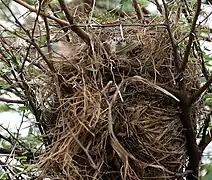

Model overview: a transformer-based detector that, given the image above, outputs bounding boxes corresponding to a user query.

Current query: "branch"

[158,83,183,101]
[48,4,71,42]
[199,129,212,154]
[0,125,32,154]
[0,160,12,180]
[0,24,55,72]
[0,97,26,104]
[189,74,212,104]
[198,113,212,154]
[181,0,211,83]
[131,0,144,20]
[43,16,52,58]
[180,0,202,71]
[162,0,181,72]
[180,97,201,180]
[58,0,90,44]
[13,0,69,26]
[153,0,163,14]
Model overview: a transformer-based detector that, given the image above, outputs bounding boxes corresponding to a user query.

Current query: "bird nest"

[35,17,201,179]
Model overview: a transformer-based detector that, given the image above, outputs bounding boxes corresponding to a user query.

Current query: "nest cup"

[37,17,200,179]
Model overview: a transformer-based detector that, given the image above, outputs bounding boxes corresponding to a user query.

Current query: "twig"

[131,0,143,20]
[88,0,96,23]
[48,4,70,42]
[0,97,26,104]
[0,24,55,72]
[153,0,163,14]
[199,129,212,153]
[181,0,202,71]
[198,113,212,154]
[0,160,12,180]
[43,16,52,58]
[162,0,181,71]
[0,125,32,153]
[189,73,212,105]
[58,0,90,44]
[13,0,69,26]
[181,0,211,82]
[72,23,166,28]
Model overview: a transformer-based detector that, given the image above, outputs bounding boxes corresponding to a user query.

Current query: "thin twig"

[0,24,55,72]
[131,0,143,20]
[181,0,202,71]
[13,0,69,26]
[162,0,181,72]
[198,113,212,154]
[189,74,212,104]
[0,97,26,104]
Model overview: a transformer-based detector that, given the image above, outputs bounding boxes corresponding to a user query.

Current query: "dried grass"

[35,16,201,179]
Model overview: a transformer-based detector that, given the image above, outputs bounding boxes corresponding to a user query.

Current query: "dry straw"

[34,16,201,179]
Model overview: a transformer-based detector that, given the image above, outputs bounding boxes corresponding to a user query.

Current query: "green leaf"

[203,164,212,180]
[2,141,11,150]
[204,93,212,99]
[0,104,12,112]
[0,173,8,180]
[16,156,27,161]
[40,36,47,44]
[18,106,30,112]
[200,29,210,34]
[205,98,212,106]
[0,81,8,87]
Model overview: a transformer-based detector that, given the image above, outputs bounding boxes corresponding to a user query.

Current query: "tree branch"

[158,83,183,101]
[58,0,90,44]
[13,0,69,26]
[0,97,26,104]
[189,74,212,104]
[199,129,212,154]
[153,0,163,14]
[180,96,201,180]
[198,113,212,154]
[131,0,144,20]
[180,0,202,71]
[162,0,181,72]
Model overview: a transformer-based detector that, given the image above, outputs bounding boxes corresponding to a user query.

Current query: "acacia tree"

[0,0,211,179]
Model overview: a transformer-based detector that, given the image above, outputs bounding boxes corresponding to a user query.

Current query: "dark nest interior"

[33,16,201,179]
